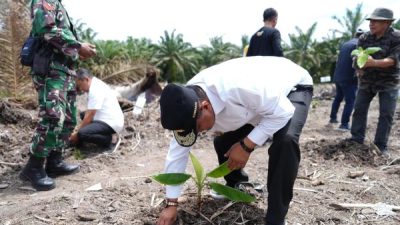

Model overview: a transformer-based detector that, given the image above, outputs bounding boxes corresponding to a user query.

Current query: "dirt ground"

[1,84,400,225]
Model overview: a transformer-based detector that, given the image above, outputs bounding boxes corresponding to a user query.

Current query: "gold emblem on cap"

[173,130,196,147]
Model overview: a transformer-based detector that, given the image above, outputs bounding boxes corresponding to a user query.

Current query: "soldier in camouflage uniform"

[20,0,96,191]
[349,8,400,155]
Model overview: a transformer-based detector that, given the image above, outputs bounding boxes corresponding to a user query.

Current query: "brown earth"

[1,84,400,225]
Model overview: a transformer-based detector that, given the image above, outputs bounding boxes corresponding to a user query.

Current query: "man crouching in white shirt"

[156,56,313,225]
[69,68,124,153]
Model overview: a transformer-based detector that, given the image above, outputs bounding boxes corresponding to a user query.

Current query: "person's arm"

[246,35,255,57]
[78,110,96,130]
[244,90,294,146]
[271,30,284,57]
[69,110,96,143]
[157,139,191,225]
[225,90,294,170]
[364,57,395,68]
[363,37,400,69]
[31,1,95,61]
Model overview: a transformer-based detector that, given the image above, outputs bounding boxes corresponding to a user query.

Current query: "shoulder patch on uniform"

[43,0,56,10]
[256,31,264,36]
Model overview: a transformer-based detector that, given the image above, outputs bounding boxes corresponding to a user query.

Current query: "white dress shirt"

[88,77,124,133]
[164,56,313,198]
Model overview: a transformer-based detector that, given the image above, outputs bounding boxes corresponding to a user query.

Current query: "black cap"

[355,29,364,38]
[160,83,199,147]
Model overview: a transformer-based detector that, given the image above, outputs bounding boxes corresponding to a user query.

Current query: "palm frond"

[0,0,33,100]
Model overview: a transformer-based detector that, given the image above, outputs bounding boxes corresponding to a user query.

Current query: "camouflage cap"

[366,8,395,21]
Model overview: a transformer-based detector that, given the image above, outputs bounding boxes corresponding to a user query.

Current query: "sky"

[65,0,398,47]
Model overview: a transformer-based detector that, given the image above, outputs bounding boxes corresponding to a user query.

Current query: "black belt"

[292,84,313,92]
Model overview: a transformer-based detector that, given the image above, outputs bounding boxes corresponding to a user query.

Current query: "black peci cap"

[160,83,199,147]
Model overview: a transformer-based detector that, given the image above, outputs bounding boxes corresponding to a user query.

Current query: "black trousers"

[77,120,115,147]
[213,88,313,225]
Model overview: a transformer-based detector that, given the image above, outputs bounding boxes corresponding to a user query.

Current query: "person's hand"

[69,132,79,144]
[363,56,376,68]
[156,206,177,225]
[224,142,250,170]
[78,42,96,60]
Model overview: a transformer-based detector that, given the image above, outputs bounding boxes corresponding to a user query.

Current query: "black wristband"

[239,139,254,153]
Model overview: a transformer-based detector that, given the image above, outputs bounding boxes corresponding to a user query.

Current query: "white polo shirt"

[164,56,313,198]
[88,77,124,133]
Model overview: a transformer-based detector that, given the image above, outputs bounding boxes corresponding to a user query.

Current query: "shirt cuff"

[247,127,270,146]
[166,185,183,198]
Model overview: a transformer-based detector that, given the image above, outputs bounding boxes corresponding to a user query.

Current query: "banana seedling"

[351,47,382,68]
[152,152,256,209]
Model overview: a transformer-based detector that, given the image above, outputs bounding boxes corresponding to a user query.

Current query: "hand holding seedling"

[153,152,256,225]
[351,47,381,69]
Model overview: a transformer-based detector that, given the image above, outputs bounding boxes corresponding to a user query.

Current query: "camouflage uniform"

[351,27,400,151]
[30,0,81,157]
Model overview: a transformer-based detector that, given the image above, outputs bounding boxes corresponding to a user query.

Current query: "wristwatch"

[165,199,178,208]
[239,139,254,153]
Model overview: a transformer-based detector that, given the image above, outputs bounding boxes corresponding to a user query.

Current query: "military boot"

[19,156,55,191]
[46,151,80,177]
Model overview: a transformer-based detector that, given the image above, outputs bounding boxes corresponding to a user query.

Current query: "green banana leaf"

[152,173,191,185]
[357,52,369,68]
[207,162,231,178]
[190,152,206,186]
[365,47,381,55]
[209,182,256,203]
[351,47,382,68]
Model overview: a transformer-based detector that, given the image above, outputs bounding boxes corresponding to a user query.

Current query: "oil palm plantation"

[285,23,320,78]
[152,30,200,83]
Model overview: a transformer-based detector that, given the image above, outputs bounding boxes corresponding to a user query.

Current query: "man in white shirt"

[69,69,124,152]
[157,56,313,225]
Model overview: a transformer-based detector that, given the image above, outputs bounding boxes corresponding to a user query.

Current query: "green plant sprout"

[152,152,256,209]
[351,47,382,68]
[73,148,84,160]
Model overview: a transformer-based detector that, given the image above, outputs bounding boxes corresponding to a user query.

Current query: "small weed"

[73,148,84,160]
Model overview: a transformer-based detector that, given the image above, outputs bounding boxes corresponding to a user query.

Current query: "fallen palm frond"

[0,0,33,100]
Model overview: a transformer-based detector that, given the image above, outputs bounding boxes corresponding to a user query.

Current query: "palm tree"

[152,30,200,82]
[125,36,155,63]
[86,40,128,79]
[205,36,241,65]
[393,19,400,30]
[285,23,319,70]
[74,19,97,43]
[332,3,366,40]
[312,38,341,80]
